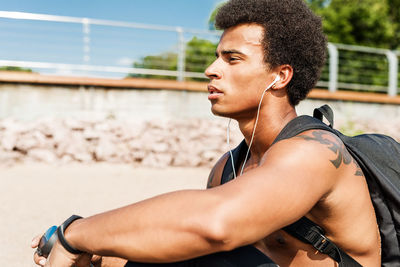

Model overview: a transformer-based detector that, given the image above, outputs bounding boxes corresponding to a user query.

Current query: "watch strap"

[57,215,83,254]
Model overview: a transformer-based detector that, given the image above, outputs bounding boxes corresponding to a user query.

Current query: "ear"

[271,64,293,90]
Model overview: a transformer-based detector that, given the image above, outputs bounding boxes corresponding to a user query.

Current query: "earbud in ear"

[264,75,281,92]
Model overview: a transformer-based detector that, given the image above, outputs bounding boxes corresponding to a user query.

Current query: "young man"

[32,0,381,266]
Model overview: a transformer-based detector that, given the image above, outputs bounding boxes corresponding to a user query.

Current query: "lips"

[208,85,223,100]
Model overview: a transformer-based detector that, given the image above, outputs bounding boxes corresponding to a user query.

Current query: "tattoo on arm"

[296,131,363,176]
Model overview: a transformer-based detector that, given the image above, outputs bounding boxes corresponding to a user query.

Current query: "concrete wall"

[2,83,400,167]
[2,83,400,123]
[0,83,214,121]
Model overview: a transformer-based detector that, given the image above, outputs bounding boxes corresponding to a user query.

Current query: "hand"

[32,234,91,267]
[32,234,47,266]
[90,256,128,267]
[45,240,92,267]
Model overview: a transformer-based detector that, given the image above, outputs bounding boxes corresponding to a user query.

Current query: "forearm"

[65,189,227,263]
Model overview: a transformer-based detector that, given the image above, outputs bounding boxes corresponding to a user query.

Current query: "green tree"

[309,0,400,92]
[206,0,399,91]
[208,2,226,30]
[0,66,33,72]
[315,0,397,49]
[129,52,178,80]
[128,37,217,81]
[185,37,217,73]
[386,0,400,50]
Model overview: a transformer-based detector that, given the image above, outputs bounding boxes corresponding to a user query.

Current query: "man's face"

[205,23,274,118]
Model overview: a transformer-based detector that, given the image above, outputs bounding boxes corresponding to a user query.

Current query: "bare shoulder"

[252,129,363,207]
[264,129,362,177]
[206,151,230,189]
[264,129,380,264]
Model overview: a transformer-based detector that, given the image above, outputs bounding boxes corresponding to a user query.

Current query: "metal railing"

[0,11,399,95]
[0,11,220,81]
[322,43,399,96]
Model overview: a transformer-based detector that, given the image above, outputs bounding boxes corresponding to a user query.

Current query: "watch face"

[43,225,57,242]
[38,225,58,256]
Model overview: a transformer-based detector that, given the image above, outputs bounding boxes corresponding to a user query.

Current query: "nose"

[204,59,221,80]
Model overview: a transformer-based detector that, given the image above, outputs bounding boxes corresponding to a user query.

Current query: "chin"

[210,105,234,119]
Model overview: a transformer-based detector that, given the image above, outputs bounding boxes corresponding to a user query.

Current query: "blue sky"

[0,0,225,77]
[0,0,224,29]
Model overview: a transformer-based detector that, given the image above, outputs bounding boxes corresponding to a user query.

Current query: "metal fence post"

[327,43,338,92]
[385,50,398,97]
[176,27,186,81]
[82,18,90,64]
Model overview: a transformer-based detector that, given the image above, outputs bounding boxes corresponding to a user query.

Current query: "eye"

[228,57,239,62]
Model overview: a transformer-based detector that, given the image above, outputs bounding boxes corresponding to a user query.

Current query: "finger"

[31,234,42,248]
[75,253,93,267]
[33,252,46,266]
[91,255,102,263]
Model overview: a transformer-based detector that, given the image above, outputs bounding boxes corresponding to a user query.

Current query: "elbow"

[200,209,241,251]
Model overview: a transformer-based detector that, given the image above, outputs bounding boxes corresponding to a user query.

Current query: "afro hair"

[215,0,327,106]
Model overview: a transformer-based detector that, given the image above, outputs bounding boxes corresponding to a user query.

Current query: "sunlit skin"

[32,23,380,267]
[205,24,297,159]
[205,24,381,266]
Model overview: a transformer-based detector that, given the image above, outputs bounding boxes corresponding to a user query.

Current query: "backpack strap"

[272,115,333,145]
[284,218,362,267]
[221,139,248,185]
[313,104,334,128]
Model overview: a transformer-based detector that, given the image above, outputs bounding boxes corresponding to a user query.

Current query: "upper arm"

[208,130,346,246]
[206,152,230,189]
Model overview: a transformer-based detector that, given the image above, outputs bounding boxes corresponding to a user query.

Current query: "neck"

[237,102,297,163]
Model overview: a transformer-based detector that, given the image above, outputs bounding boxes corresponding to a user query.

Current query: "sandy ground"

[0,163,209,267]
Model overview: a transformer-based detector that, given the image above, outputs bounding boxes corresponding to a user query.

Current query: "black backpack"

[222,105,400,266]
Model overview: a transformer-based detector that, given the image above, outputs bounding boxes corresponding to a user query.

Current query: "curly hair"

[215,0,326,106]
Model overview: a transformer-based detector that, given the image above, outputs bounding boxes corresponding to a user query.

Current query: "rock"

[142,152,172,168]
[130,150,146,162]
[202,150,219,163]
[63,119,86,131]
[60,154,74,164]
[94,138,117,161]
[0,150,22,165]
[73,152,93,163]
[15,135,38,152]
[28,149,57,163]
[1,133,17,151]
[83,129,100,140]
[150,142,169,153]
[172,151,202,167]
[0,118,26,133]
[127,139,143,151]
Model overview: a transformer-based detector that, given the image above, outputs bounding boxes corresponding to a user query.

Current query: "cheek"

[230,73,268,98]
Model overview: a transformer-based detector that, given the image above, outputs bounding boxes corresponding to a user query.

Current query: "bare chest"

[253,230,338,267]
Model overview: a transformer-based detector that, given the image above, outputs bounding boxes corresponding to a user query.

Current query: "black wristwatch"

[56,215,83,254]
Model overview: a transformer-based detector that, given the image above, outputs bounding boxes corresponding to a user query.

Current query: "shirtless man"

[32,0,381,266]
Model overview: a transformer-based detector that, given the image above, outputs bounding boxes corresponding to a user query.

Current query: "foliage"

[128,37,217,81]
[0,66,33,72]
[185,37,217,73]
[208,2,226,30]
[339,120,366,136]
[128,52,178,80]
[310,0,398,49]
[130,0,400,90]
[306,0,400,92]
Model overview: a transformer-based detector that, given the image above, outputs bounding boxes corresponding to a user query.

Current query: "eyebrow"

[215,49,246,57]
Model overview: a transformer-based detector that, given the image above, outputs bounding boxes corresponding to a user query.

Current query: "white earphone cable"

[226,76,279,179]
[239,88,267,176]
